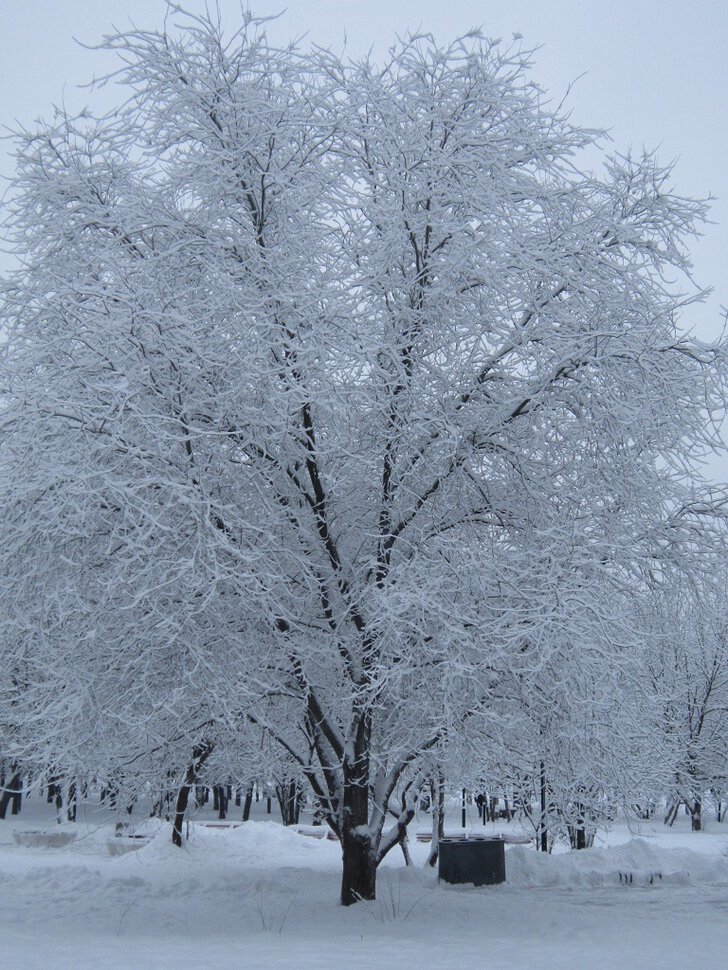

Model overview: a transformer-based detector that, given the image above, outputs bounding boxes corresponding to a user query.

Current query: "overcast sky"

[1,0,725,341]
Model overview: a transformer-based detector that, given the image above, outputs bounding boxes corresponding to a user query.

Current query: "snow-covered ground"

[2,797,728,969]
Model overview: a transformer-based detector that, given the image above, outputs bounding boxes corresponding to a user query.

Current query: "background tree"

[643,584,728,830]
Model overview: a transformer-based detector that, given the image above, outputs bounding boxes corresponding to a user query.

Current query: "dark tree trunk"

[242,788,253,822]
[539,761,548,853]
[67,782,77,822]
[11,774,23,816]
[341,824,376,905]
[0,771,22,820]
[172,783,192,848]
[664,799,680,827]
[215,785,228,820]
[340,718,376,905]
[276,780,302,826]
[690,798,702,831]
[427,772,446,867]
[568,798,596,849]
[172,742,213,847]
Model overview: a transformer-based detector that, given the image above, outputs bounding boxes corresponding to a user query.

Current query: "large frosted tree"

[1,9,726,904]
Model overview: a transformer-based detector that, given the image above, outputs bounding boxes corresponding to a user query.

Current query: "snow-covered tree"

[643,585,728,829]
[1,9,726,903]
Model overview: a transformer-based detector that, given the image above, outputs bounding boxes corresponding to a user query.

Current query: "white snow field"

[2,799,728,969]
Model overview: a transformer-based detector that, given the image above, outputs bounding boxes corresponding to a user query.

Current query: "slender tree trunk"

[570,802,588,849]
[539,761,548,853]
[242,788,253,822]
[11,775,23,816]
[690,797,702,832]
[216,785,228,820]
[172,782,192,847]
[276,780,302,826]
[664,798,680,827]
[427,772,446,868]
[0,771,22,820]
[67,782,77,822]
[172,743,213,847]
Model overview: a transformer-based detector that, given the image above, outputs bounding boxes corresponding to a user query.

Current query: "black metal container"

[438,836,506,886]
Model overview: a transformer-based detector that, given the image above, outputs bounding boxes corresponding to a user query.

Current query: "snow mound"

[114,819,341,872]
[505,838,727,889]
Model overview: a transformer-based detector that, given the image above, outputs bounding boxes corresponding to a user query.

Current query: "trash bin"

[438,836,506,886]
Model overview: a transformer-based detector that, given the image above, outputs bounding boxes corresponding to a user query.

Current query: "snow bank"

[505,837,728,889]
[115,818,341,873]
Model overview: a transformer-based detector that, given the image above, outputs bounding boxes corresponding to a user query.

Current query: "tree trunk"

[664,798,680,827]
[539,761,548,853]
[570,802,588,849]
[341,825,376,905]
[276,780,302,826]
[0,771,22,820]
[172,742,213,847]
[690,797,702,831]
[214,785,228,820]
[340,733,375,905]
[242,788,253,822]
[427,772,446,867]
[172,783,191,847]
[67,782,77,822]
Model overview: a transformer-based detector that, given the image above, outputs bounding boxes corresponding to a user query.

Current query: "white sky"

[1,1,726,455]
